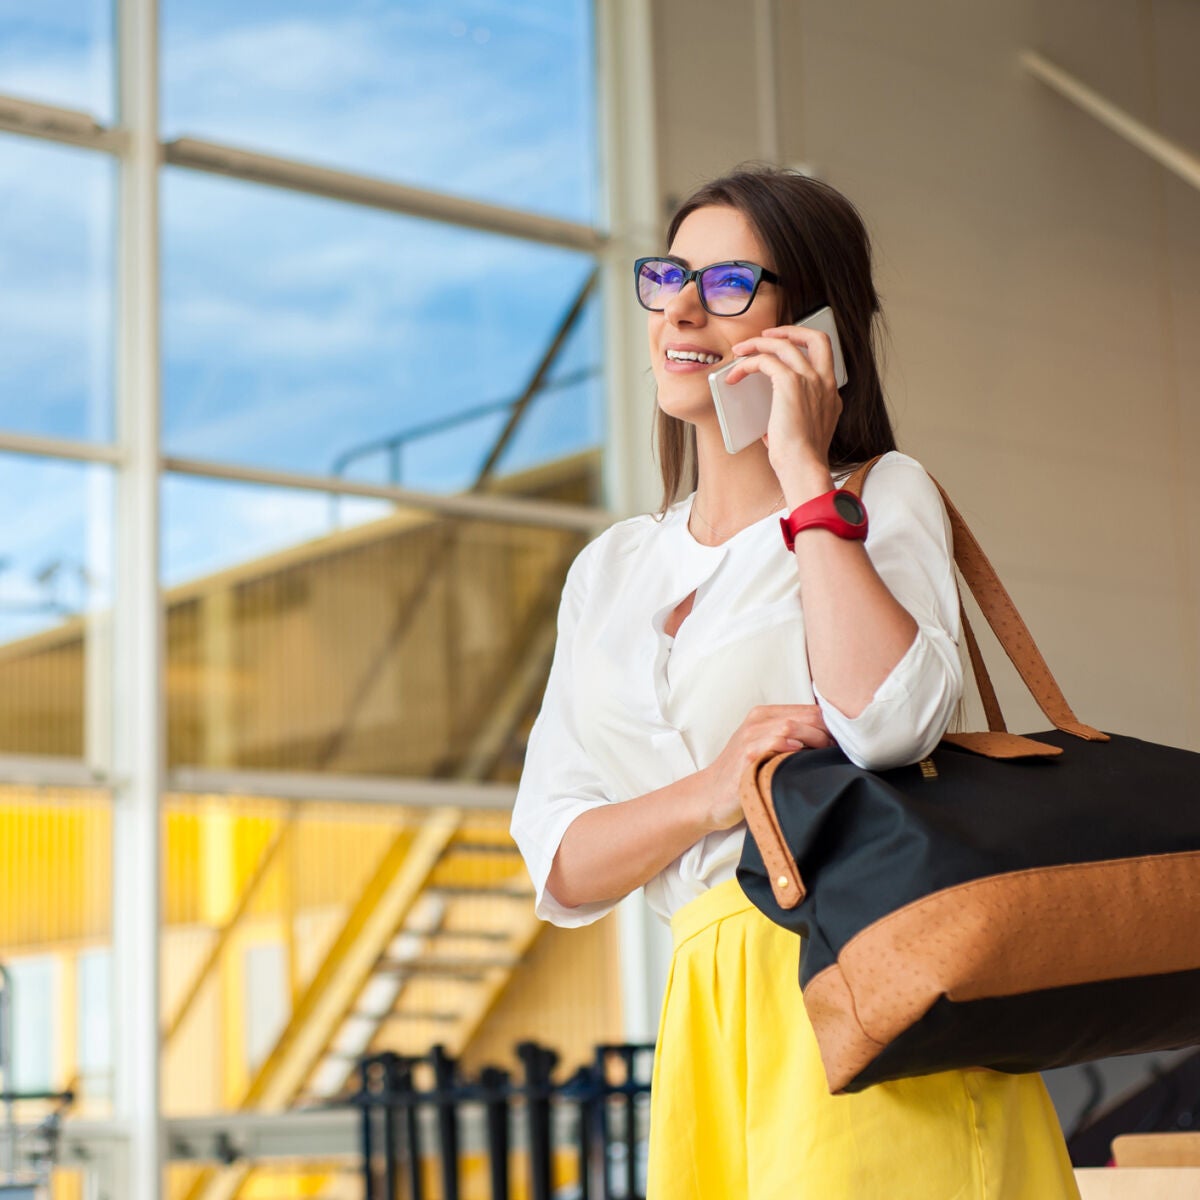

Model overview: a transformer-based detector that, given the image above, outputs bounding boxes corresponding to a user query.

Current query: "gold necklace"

[690,490,784,544]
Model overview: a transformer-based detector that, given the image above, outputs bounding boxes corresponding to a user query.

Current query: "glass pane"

[0,136,115,442]
[493,286,604,489]
[0,454,114,761]
[161,169,602,496]
[162,475,589,777]
[162,795,620,1119]
[0,1,114,122]
[0,785,112,1119]
[161,0,597,224]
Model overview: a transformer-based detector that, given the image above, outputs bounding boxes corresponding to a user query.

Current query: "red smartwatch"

[780,488,868,551]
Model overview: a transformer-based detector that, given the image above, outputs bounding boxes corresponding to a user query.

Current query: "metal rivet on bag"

[778,876,790,888]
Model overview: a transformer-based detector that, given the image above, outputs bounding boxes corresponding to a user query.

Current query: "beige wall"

[646,0,1198,748]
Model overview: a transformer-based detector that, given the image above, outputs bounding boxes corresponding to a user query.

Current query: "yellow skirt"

[646,879,1081,1199]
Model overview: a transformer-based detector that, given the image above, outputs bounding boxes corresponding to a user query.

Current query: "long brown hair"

[654,165,897,513]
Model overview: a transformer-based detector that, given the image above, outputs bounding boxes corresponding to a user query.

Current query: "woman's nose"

[663,279,706,326]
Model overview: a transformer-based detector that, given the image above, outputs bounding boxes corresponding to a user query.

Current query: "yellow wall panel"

[0,790,109,949]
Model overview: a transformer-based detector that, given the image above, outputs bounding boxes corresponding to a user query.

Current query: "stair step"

[407,928,512,942]
[383,1009,459,1023]
[448,841,522,856]
[376,956,520,976]
[426,885,534,899]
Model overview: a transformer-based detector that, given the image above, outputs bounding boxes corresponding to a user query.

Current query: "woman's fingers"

[723,351,800,390]
[759,325,837,386]
[729,335,816,380]
[748,725,832,760]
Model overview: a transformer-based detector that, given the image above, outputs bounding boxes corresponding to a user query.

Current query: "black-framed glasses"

[633,256,780,317]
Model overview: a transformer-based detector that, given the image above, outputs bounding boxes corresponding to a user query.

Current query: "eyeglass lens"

[637,260,759,315]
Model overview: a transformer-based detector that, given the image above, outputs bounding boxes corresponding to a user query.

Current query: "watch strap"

[780,488,868,551]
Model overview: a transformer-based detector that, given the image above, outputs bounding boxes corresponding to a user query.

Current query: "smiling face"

[648,204,781,425]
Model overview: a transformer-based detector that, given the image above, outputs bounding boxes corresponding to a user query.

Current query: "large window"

[0,454,114,760]
[0,136,115,442]
[0,3,610,1195]
[161,0,598,223]
[0,2,115,121]
[161,169,602,486]
[0,787,111,1114]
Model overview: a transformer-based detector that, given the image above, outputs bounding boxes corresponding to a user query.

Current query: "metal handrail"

[330,367,598,489]
[351,1040,656,1200]
[329,265,601,509]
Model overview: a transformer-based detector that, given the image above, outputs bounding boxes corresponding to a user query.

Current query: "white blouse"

[510,451,963,928]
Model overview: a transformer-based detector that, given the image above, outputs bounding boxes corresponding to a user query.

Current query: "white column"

[597,0,663,523]
[596,0,676,1040]
[112,0,164,1195]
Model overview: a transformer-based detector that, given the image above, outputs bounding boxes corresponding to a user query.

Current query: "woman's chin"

[655,378,715,424]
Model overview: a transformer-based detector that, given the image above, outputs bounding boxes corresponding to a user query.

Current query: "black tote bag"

[737,460,1200,1094]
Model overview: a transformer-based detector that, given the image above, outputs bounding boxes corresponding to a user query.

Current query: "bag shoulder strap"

[841,456,1107,744]
[932,482,1106,742]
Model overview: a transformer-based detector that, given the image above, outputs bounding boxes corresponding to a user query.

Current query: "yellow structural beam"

[163,820,292,1047]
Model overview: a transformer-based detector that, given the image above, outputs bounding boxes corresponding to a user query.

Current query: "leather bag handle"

[932,482,1107,742]
[842,457,1107,744]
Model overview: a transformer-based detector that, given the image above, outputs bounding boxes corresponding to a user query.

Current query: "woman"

[510,167,1079,1198]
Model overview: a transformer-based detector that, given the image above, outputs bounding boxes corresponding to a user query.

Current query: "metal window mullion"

[112,0,163,1196]
[166,765,515,811]
[0,754,110,790]
[0,431,123,465]
[0,91,127,154]
[163,454,611,532]
[164,136,604,253]
[596,0,662,525]
[595,0,676,1048]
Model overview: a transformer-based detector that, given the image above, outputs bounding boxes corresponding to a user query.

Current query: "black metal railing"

[351,1041,654,1200]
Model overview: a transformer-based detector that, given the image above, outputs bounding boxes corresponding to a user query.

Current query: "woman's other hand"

[726,325,842,472]
[702,704,834,830]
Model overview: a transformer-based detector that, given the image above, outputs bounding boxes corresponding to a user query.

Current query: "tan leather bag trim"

[804,850,1200,1092]
[958,604,1006,733]
[739,752,804,907]
[830,849,1200,1049]
[800,962,884,1093]
[942,731,1063,758]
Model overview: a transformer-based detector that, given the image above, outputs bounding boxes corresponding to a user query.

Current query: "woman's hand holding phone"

[700,704,833,830]
[726,323,843,474]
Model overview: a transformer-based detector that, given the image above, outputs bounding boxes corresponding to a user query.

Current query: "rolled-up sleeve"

[510,543,620,928]
[814,456,963,770]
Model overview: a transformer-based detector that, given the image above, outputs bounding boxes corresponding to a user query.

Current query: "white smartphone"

[708,305,849,455]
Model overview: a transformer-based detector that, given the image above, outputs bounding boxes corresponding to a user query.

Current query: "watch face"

[833,492,866,524]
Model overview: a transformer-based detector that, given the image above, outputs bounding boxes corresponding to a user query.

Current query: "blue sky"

[0,0,602,642]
